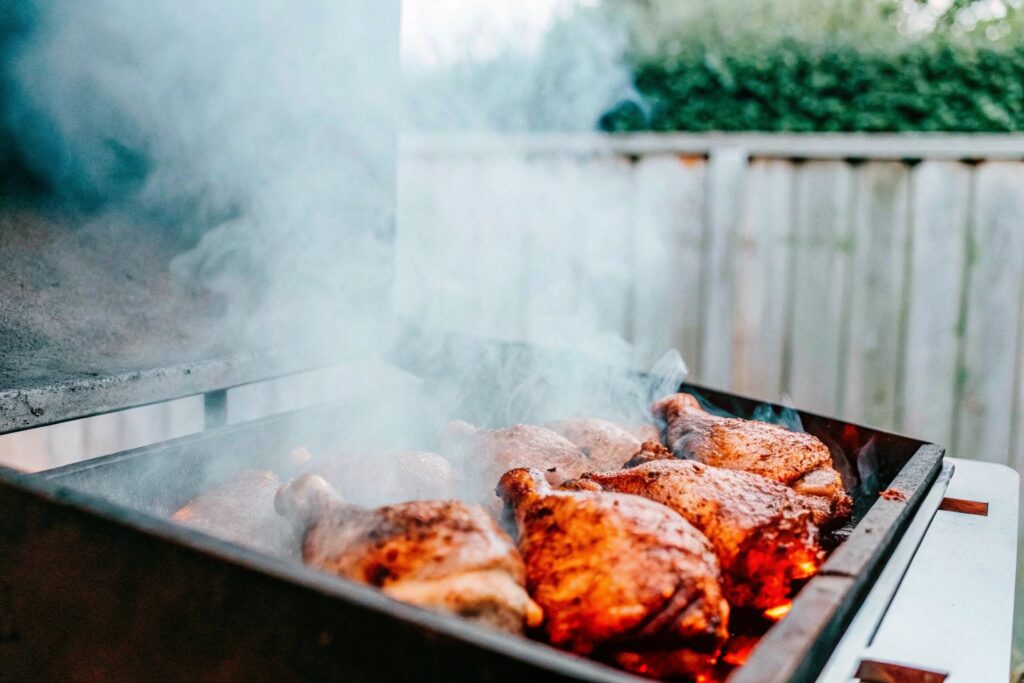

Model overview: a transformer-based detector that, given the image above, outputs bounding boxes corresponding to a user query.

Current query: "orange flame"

[763,601,792,621]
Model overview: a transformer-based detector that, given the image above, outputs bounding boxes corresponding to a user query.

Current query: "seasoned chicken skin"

[652,393,852,524]
[441,421,588,506]
[171,470,296,557]
[276,474,542,634]
[497,468,729,678]
[578,456,823,609]
[544,418,647,471]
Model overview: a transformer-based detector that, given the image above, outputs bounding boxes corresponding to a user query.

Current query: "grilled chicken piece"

[310,449,455,507]
[171,470,297,557]
[544,418,647,471]
[441,421,588,507]
[498,468,728,678]
[621,422,662,444]
[276,474,542,634]
[653,393,852,524]
[577,458,823,609]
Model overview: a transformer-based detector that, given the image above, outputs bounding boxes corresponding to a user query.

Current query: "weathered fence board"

[44,419,85,469]
[0,428,46,472]
[731,159,794,399]
[630,155,706,370]
[786,161,855,416]
[166,396,203,438]
[842,162,910,430]
[700,148,748,387]
[394,154,439,329]
[475,156,531,338]
[574,156,636,341]
[955,163,1024,464]
[1015,304,1024,473]
[901,162,972,447]
[392,139,1024,467]
[81,413,121,462]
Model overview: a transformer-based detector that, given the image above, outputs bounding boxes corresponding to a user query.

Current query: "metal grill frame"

[0,381,943,682]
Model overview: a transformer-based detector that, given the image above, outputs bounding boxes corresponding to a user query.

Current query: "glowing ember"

[763,601,792,621]
[794,560,819,579]
[721,635,760,666]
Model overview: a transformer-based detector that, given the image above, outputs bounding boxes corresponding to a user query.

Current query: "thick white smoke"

[1,0,682,458]
[6,0,399,354]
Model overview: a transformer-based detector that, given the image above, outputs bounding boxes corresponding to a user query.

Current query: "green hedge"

[599,41,1024,133]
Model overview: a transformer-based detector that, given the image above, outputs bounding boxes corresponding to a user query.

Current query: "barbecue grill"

[0,348,1016,682]
[0,1,1018,678]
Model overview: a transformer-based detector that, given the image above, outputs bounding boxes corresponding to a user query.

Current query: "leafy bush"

[599,0,1024,132]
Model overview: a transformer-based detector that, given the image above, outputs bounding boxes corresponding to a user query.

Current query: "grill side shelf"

[0,352,341,435]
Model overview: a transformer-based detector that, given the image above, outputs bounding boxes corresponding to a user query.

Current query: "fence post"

[700,146,748,387]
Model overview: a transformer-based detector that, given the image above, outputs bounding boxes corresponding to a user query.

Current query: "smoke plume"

[0,0,679,469]
[2,0,399,356]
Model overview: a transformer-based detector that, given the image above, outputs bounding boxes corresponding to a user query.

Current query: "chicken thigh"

[578,457,823,609]
[652,393,852,524]
[498,468,729,679]
[544,418,646,471]
[310,449,455,507]
[441,421,588,507]
[171,470,296,557]
[276,474,542,634]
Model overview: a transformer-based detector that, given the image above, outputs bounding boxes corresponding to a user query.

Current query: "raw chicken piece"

[441,421,588,506]
[652,393,852,524]
[276,474,542,634]
[171,470,297,557]
[497,468,728,678]
[578,457,823,609]
[544,418,646,471]
[310,449,455,507]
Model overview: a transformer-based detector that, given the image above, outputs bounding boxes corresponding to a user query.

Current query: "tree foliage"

[599,0,1024,132]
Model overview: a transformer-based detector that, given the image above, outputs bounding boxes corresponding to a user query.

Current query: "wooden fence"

[2,133,1022,473]
[396,133,1024,470]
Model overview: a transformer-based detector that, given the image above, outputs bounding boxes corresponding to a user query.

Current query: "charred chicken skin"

[276,474,542,634]
[544,417,648,471]
[577,456,824,609]
[497,468,729,679]
[652,393,852,524]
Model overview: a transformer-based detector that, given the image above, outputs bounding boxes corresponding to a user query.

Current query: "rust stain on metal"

[879,488,907,502]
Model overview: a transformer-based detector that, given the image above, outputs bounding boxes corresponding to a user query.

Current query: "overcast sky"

[401,0,578,66]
